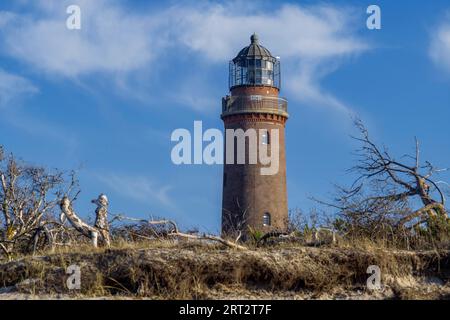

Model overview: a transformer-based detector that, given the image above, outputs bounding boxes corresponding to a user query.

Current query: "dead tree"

[0,146,70,259]
[222,200,250,242]
[318,119,449,237]
[60,194,111,247]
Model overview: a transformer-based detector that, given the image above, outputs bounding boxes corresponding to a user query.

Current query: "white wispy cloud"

[429,13,450,73]
[0,1,369,112]
[0,11,16,28]
[97,173,174,208]
[0,69,38,108]
[172,3,368,112]
[175,3,367,61]
[0,0,165,77]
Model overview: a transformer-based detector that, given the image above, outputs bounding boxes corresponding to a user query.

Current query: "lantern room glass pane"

[230,58,280,89]
[255,69,262,83]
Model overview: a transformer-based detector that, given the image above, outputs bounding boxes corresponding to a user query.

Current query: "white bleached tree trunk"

[60,194,111,247]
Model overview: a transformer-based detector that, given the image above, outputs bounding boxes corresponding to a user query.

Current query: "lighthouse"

[221,34,289,237]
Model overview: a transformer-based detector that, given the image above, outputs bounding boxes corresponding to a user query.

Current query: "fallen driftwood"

[257,228,338,246]
[60,195,111,247]
[111,215,247,250]
[168,232,247,250]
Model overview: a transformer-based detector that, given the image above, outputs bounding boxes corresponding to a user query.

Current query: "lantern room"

[229,33,281,90]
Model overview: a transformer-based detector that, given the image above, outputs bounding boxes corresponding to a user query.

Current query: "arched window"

[261,131,270,145]
[263,212,271,226]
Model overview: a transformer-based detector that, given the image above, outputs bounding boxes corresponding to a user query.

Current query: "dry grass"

[1,239,450,300]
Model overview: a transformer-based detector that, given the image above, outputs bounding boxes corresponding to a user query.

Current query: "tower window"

[261,131,270,145]
[263,213,271,226]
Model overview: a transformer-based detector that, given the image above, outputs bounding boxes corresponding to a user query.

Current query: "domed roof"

[232,33,275,62]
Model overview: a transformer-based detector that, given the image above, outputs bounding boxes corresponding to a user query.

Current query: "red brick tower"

[221,34,289,237]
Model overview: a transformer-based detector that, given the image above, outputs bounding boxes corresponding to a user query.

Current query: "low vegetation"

[1,241,450,299]
[0,120,449,299]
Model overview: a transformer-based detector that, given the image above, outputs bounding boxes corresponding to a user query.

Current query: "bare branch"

[319,119,449,238]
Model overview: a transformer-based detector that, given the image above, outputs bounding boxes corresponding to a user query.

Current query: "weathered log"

[60,195,111,247]
[111,214,246,250]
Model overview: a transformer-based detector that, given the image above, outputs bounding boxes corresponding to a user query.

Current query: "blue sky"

[1,0,449,233]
